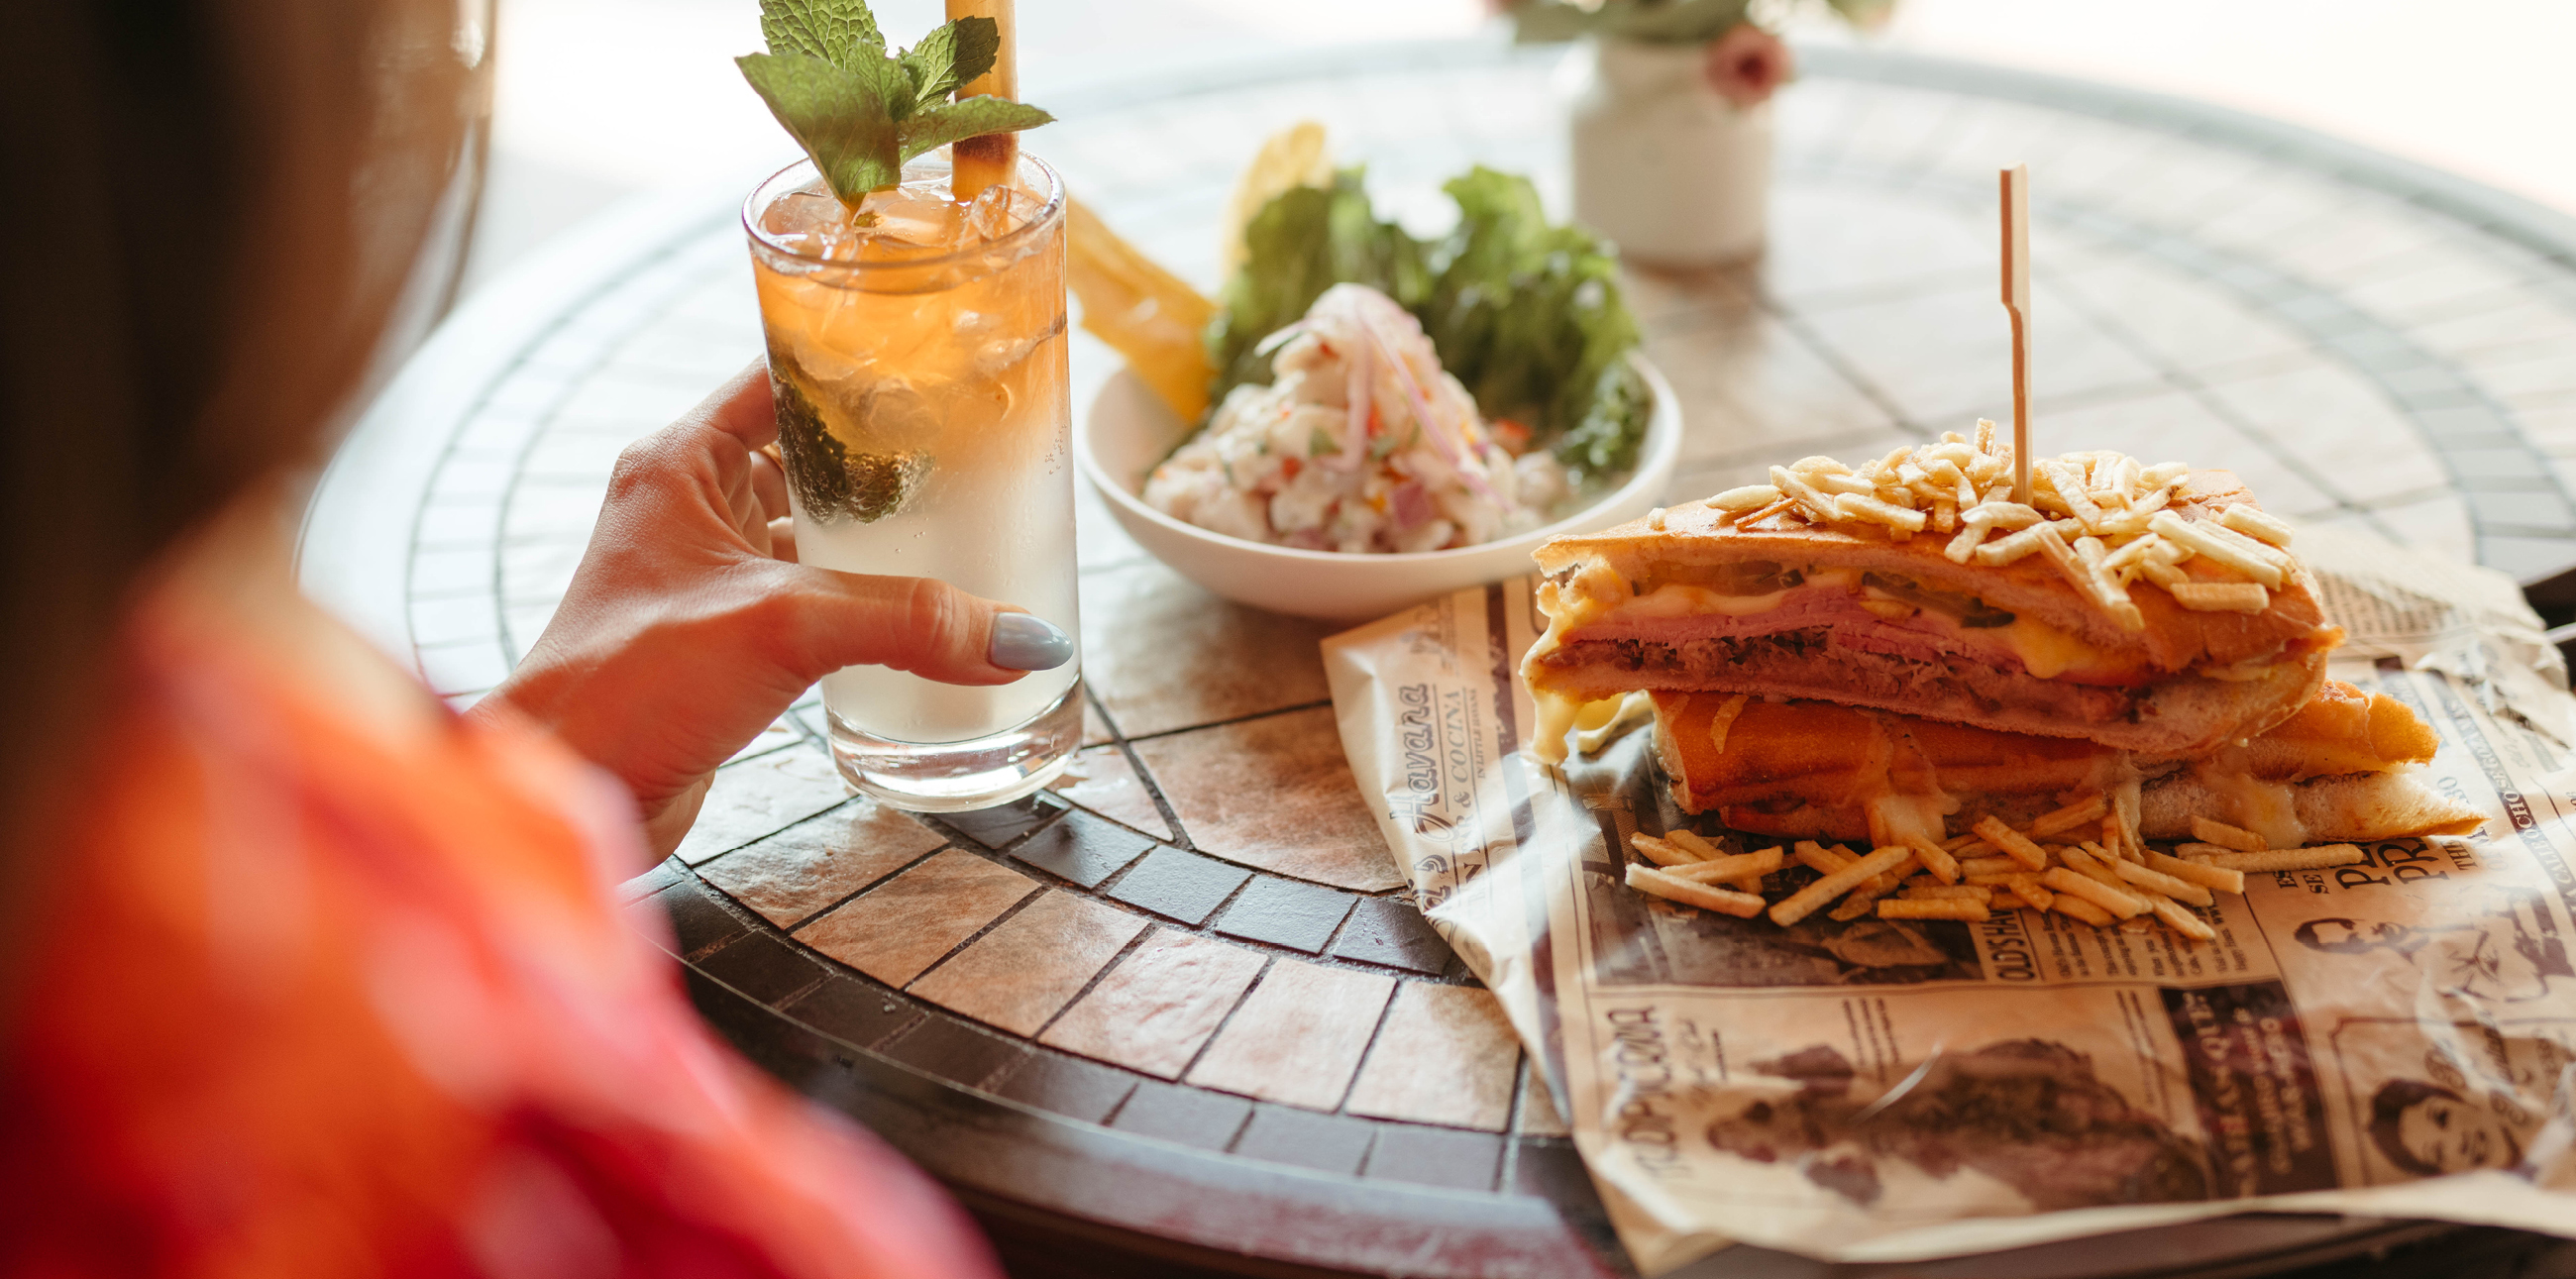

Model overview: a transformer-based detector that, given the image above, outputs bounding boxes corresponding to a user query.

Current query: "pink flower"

[1705,23,1793,109]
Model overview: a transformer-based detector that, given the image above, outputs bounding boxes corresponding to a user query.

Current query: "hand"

[472,365,1069,859]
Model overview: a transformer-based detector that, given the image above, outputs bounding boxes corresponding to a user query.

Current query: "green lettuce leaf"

[1205,169,1430,410]
[1422,168,1645,481]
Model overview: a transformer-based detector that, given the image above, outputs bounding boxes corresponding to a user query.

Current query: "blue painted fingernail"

[989,613,1072,671]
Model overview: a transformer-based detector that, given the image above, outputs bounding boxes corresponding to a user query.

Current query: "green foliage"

[737,0,1054,205]
[1205,171,1430,407]
[738,53,904,198]
[1205,166,1652,482]
[760,0,883,66]
[898,16,996,101]
[898,96,1057,162]
[1507,0,1891,46]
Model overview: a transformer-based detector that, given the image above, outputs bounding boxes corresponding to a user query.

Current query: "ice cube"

[963,183,1019,243]
[854,377,942,449]
[857,188,970,252]
[788,330,868,387]
[970,310,1069,378]
[763,189,871,261]
[762,189,841,237]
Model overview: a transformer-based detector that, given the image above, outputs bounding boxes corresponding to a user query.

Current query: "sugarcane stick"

[948,0,1018,200]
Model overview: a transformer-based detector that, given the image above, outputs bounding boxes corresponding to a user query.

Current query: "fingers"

[693,363,780,451]
[766,516,799,563]
[767,568,1072,688]
[747,447,791,523]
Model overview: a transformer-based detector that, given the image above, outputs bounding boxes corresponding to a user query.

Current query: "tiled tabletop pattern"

[312,39,2576,1279]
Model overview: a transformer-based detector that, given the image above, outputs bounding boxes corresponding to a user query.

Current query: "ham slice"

[1568,584,2134,687]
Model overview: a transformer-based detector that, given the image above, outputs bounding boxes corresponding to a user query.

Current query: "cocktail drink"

[744,152,1082,811]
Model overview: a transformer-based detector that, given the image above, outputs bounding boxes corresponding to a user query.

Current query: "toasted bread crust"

[1553,630,2326,755]
[1650,687,2479,845]
[1537,471,2331,672]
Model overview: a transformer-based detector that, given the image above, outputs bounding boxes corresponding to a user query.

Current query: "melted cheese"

[1531,687,1588,766]
[1866,791,1957,850]
[1573,691,1655,755]
[1621,583,1789,619]
[1997,617,2119,681]
[2193,756,2306,849]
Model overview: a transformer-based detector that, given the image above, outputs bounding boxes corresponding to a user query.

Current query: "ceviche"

[1068,131,1655,556]
[1144,284,1569,553]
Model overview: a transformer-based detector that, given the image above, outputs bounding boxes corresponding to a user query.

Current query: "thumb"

[764,566,1072,688]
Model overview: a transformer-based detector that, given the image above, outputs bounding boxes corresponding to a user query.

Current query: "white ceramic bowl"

[1077,355,1682,623]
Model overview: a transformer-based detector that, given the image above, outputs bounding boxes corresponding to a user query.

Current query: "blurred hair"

[2368,1078,2460,1177]
[2293,917,2372,954]
[0,0,483,1016]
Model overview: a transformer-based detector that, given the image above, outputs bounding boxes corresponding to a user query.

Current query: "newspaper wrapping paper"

[1321,526,2576,1272]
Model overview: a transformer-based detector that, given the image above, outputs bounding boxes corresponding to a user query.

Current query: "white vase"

[1561,38,1771,266]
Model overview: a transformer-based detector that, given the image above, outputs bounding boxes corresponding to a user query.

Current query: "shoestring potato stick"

[2189,816,2266,851]
[1665,829,1726,860]
[1771,845,1916,927]
[1974,815,2051,871]
[2110,858,2215,907]
[1626,864,1768,917]
[2042,866,2147,919]
[2026,795,2110,839]
[2052,894,2118,926]
[1900,832,1962,885]
[2202,845,2366,873]
[1830,851,1923,921]
[1628,833,1703,868]
[1879,898,1990,921]
[1665,847,1782,887]
[1901,885,1993,902]
[2143,849,2244,894]
[2004,874,2055,911]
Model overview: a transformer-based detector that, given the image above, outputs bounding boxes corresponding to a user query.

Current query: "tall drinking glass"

[743,153,1082,811]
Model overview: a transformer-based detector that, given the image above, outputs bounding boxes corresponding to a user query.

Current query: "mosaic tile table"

[303,42,2576,1279]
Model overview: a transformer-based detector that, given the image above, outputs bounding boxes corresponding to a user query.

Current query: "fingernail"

[989,613,1073,671]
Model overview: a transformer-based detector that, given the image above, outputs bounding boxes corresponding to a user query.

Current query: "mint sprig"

[738,0,1053,206]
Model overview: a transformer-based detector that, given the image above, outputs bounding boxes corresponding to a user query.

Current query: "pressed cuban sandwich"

[1522,428,2343,761]
[1651,684,2484,852]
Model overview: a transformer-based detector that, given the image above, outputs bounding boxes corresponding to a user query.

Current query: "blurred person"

[0,0,1062,1272]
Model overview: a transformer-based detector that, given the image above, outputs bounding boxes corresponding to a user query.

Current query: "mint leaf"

[860,49,915,122]
[742,0,1055,201]
[898,17,998,103]
[897,96,1054,163]
[760,0,883,69]
[738,53,901,203]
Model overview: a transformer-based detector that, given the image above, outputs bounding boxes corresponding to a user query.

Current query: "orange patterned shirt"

[1,588,999,1278]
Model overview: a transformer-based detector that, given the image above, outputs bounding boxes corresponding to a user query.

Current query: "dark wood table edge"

[674,944,1626,1279]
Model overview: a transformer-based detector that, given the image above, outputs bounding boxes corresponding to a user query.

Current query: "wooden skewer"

[1999,163,2031,505]
[948,0,1018,201]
